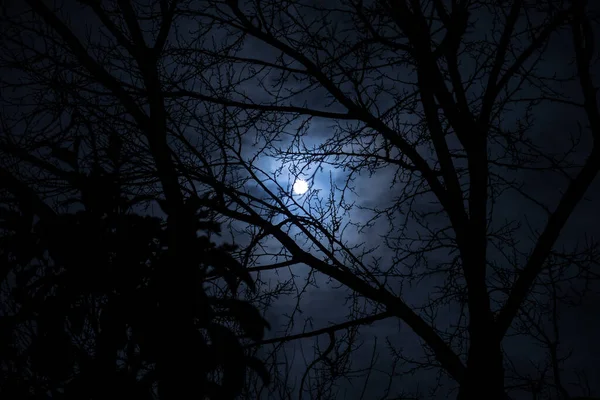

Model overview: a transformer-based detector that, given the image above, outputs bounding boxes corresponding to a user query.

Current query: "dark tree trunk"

[457,339,505,400]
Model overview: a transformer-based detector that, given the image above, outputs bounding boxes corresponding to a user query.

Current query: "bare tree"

[1,0,599,399]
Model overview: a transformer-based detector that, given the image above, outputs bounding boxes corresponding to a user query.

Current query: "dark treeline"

[0,161,270,398]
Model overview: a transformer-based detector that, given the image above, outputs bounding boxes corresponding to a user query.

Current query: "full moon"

[293,179,309,194]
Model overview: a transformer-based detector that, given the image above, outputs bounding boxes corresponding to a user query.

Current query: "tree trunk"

[457,340,506,400]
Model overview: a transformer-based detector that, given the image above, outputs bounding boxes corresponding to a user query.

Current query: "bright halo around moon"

[293,179,309,195]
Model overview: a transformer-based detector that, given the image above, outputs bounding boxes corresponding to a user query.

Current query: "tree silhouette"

[0,155,270,398]
[1,1,599,399]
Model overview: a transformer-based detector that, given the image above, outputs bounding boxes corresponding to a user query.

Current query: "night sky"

[1,1,599,399]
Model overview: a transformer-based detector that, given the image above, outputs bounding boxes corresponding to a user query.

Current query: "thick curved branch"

[247,311,393,348]
[495,4,600,338]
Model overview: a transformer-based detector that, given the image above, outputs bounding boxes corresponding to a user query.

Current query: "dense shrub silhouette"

[0,166,270,399]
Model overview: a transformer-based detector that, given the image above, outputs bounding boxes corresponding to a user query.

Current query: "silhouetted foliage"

[0,164,270,399]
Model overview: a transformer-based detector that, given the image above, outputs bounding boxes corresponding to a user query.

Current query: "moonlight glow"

[293,179,309,195]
